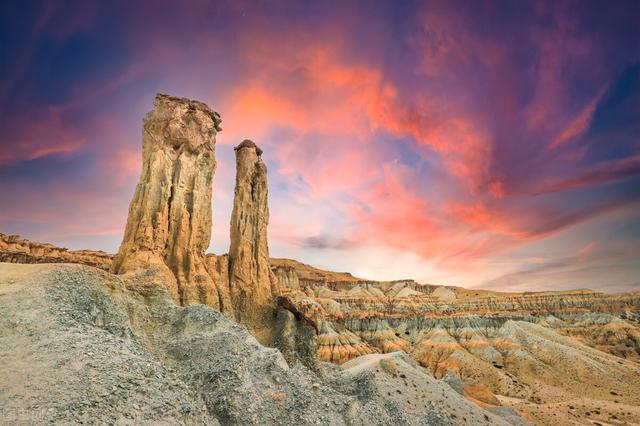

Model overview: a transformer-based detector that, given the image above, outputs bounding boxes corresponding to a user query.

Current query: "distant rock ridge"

[0,233,112,271]
[275,267,640,362]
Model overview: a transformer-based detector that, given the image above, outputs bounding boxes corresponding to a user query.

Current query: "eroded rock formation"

[228,139,277,341]
[4,92,640,424]
[106,95,277,336]
[111,94,222,306]
[274,261,640,424]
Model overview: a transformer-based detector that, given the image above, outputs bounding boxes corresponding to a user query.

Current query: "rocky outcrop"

[111,94,222,306]
[106,97,277,341]
[2,262,524,426]
[0,233,112,271]
[272,264,300,290]
[316,321,377,364]
[228,139,277,342]
[432,286,456,301]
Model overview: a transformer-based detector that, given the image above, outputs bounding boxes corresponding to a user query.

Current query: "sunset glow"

[1,0,639,292]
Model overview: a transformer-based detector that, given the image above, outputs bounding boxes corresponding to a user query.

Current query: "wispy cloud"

[1,0,639,292]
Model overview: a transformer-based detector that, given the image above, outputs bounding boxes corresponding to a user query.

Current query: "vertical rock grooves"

[111,96,280,344]
[111,94,222,307]
[228,139,277,343]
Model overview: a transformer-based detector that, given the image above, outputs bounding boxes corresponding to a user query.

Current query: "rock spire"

[228,139,277,341]
[111,94,222,305]
[110,95,279,341]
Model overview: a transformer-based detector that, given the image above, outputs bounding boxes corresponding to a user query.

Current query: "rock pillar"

[228,139,276,341]
[111,93,222,306]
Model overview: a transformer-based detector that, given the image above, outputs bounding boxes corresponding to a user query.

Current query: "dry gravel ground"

[0,263,516,425]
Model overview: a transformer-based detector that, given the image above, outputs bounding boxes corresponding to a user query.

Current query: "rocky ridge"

[1,263,514,425]
[0,233,112,270]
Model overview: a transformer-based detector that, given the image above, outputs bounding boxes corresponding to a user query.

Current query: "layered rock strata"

[275,262,640,424]
[279,273,640,365]
[228,139,278,342]
[111,93,222,306]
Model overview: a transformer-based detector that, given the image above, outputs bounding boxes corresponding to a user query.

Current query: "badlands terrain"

[1,94,639,425]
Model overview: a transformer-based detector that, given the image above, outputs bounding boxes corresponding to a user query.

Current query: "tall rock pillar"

[228,139,277,342]
[111,94,222,306]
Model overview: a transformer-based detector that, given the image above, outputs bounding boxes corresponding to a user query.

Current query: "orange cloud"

[370,90,492,193]
[348,163,442,257]
[443,202,525,240]
[215,26,620,270]
[219,43,389,196]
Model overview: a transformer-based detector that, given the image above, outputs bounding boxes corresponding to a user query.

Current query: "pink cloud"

[348,163,442,257]
[0,179,128,241]
[107,149,142,185]
[548,87,607,149]
[533,154,640,194]
[0,109,86,165]
[219,43,389,196]
[372,93,492,193]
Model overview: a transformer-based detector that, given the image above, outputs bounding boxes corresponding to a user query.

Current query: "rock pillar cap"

[234,139,263,156]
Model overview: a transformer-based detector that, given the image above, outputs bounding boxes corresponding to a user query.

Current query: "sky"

[1,0,639,293]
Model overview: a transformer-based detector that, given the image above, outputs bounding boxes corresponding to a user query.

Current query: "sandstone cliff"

[111,93,222,306]
[228,139,277,341]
